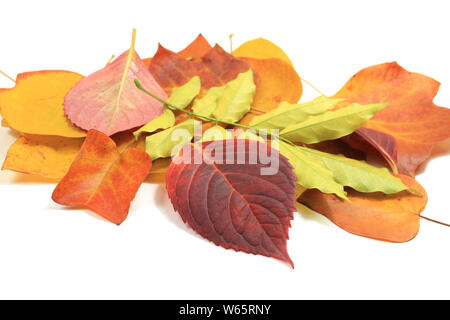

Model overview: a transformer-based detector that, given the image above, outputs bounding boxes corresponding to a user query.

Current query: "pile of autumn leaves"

[1,31,449,267]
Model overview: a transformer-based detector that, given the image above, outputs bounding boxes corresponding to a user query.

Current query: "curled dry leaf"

[299,174,427,242]
[64,30,167,136]
[334,62,450,176]
[166,139,297,266]
[344,127,398,172]
[0,71,86,137]
[52,130,152,224]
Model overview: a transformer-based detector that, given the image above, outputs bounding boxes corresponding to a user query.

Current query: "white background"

[0,0,449,299]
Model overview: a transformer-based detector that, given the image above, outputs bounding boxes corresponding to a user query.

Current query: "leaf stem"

[134,79,296,147]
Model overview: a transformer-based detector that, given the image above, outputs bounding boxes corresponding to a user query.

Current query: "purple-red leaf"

[166,139,297,267]
[344,127,398,172]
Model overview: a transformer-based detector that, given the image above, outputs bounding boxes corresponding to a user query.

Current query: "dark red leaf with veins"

[166,139,297,267]
[344,127,398,173]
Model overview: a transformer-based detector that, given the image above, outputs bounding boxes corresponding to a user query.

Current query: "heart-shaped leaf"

[52,130,152,224]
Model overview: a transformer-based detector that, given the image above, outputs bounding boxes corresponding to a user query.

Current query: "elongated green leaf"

[213,69,256,122]
[133,109,175,140]
[277,141,348,199]
[146,119,198,160]
[298,146,408,194]
[250,96,340,130]
[202,126,233,141]
[192,86,225,117]
[167,76,201,109]
[280,102,389,144]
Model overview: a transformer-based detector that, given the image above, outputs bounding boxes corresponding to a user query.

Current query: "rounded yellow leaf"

[232,38,293,66]
[0,70,86,137]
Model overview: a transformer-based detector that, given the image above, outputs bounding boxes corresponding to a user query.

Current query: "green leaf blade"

[249,96,340,130]
[133,109,175,140]
[213,69,256,122]
[299,146,408,194]
[166,76,201,109]
[145,119,197,160]
[280,102,389,144]
[277,141,348,199]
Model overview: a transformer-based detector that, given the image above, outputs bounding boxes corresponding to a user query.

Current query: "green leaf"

[235,130,266,143]
[192,86,225,117]
[133,109,175,140]
[297,146,408,194]
[202,126,232,141]
[213,69,256,122]
[145,119,198,160]
[167,76,201,109]
[249,96,340,130]
[280,102,389,144]
[277,141,348,199]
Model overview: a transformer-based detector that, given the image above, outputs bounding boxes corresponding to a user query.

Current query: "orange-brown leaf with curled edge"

[334,62,450,176]
[52,130,152,224]
[299,174,427,243]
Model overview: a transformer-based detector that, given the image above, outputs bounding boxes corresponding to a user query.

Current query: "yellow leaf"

[232,38,293,66]
[0,71,86,137]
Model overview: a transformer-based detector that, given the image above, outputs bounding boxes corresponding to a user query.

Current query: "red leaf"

[64,31,167,136]
[344,127,398,172]
[142,34,212,67]
[166,139,297,267]
[52,130,152,225]
[149,44,250,94]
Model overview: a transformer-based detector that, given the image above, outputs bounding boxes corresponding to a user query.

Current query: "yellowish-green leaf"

[280,102,389,144]
[202,126,233,141]
[250,96,340,130]
[133,109,175,140]
[213,69,256,122]
[192,86,225,117]
[167,76,201,109]
[277,141,348,199]
[298,146,408,194]
[145,119,198,160]
[235,130,266,143]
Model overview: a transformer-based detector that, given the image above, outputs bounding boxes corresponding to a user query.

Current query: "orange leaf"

[177,33,212,61]
[299,174,427,243]
[334,62,450,176]
[2,131,141,180]
[239,57,302,125]
[232,37,293,66]
[52,130,151,224]
[2,135,84,180]
[0,71,86,137]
